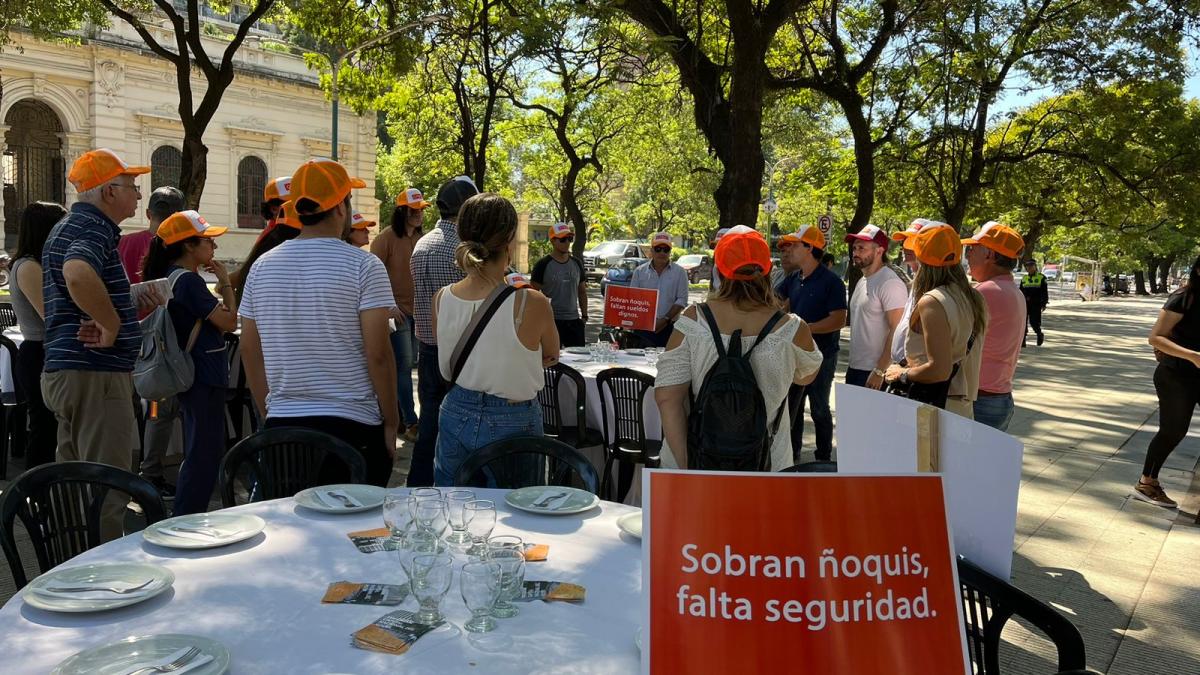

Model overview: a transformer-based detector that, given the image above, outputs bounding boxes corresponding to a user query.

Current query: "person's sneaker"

[1133,481,1178,508]
[404,424,420,442]
[1036,333,1045,347]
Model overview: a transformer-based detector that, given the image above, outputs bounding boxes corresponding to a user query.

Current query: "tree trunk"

[1145,256,1161,294]
[1022,220,1046,260]
[179,132,208,210]
[562,161,588,259]
[842,99,875,233]
[1134,270,1148,295]
[1159,254,1177,293]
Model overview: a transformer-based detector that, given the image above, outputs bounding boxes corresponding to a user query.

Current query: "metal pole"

[331,55,340,161]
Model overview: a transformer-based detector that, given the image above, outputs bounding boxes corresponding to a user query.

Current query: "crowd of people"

[7,147,1197,534]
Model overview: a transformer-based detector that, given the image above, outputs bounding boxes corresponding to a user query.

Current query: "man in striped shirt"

[42,148,158,541]
[239,159,399,487]
[407,176,479,486]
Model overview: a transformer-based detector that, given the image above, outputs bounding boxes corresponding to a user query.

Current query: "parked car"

[583,241,651,283]
[599,257,643,297]
[676,254,713,284]
[1062,271,1076,283]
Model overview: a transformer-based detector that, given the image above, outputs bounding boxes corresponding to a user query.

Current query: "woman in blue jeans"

[142,211,238,515]
[431,193,559,486]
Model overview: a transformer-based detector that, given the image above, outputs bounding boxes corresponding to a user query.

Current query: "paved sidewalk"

[1,291,1197,674]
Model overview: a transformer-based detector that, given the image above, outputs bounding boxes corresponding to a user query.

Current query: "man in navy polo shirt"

[776,225,847,462]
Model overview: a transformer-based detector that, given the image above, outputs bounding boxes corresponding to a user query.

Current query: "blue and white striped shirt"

[42,203,140,372]
[239,238,396,425]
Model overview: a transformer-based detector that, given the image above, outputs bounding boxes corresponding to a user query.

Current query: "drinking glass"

[486,548,526,618]
[411,487,442,502]
[445,490,476,546]
[486,534,524,556]
[383,493,415,545]
[460,561,503,633]
[463,500,497,558]
[413,499,449,553]
[410,553,454,624]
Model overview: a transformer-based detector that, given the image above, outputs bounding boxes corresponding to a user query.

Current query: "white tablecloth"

[555,352,661,442]
[0,328,25,395]
[0,489,643,674]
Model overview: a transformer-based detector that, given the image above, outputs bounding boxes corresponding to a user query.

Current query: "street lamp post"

[763,155,803,241]
[329,14,448,161]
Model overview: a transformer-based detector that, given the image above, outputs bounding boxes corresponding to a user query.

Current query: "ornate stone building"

[0,19,378,262]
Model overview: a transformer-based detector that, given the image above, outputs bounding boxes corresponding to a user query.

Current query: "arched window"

[236,155,268,228]
[150,145,182,192]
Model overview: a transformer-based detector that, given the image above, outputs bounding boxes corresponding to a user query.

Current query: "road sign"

[762,197,778,215]
[817,213,833,235]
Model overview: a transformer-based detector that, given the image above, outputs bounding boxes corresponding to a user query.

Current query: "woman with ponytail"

[141,211,238,515]
[430,193,559,486]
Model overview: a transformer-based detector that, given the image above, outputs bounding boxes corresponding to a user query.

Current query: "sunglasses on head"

[653,246,671,253]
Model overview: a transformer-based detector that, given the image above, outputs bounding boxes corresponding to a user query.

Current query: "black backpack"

[687,304,787,471]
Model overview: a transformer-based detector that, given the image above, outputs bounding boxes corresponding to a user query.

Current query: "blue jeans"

[434,386,542,487]
[390,317,419,426]
[974,393,1015,432]
[173,383,225,516]
[409,341,446,487]
[789,351,838,461]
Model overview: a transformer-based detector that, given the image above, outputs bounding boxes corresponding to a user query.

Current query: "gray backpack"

[132,268,202,400]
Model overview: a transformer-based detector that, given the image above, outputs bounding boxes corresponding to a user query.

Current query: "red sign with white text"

[603,285,658,331]
[643,471,969,674]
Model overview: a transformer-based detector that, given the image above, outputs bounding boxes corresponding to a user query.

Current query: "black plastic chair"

[779,461,838,473]
[0,303,18,330]
[219,427,367,507]
[0,461,166,588]
[538,363,604,449]
[595,367,661,503]
[454,435,600,494]
[957,556,1087,674]
[223,333,259,447]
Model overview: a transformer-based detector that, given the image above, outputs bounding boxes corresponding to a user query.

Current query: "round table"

[0,489,643,674]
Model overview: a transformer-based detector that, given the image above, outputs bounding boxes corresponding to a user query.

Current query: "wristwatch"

[899,369,911,386]
[872,368,885,379]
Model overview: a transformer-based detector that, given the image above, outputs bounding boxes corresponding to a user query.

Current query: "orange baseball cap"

[395,187,430,209]
[549,223,573,239]
[290,159,366,213]
[276,201,301,230]
[264,176,293,202]
[961,221,1024,259]
[779,224,825,250]
[68,149,150,193]
[350,210,375,230]
[715,228,772,281]
[911,224,961,267]
[157,210,227,245]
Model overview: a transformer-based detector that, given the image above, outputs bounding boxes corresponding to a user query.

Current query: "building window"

[150,145,182,192]
[237,155,268,228]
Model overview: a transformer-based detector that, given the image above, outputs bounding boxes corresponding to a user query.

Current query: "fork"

[127,646,202,675]
[169,525,237,538]
[326,491,356,508]
[43,578,153,594]
[533,491,569,508]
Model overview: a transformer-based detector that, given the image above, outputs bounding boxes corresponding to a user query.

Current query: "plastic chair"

[0,303,18,330]
[778,461,838,473]
[0,461,166,588]
[223,333,259,447]
[957,556,1087,674]
[595,367,661,502]
[219,427,367,507]
[538,363,604,449]
[454,435,600,494]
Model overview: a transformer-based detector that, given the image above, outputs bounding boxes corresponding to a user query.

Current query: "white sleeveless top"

[436,287,544,401]
[904,286,975,385]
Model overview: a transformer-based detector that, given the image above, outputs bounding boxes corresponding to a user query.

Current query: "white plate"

[564,347,591,355]
[143,513,266,550]
[51,633,229,675]
[617,511,642,539]
[24,563,174,613]
[294,484,386,513]
[505,486,599,515]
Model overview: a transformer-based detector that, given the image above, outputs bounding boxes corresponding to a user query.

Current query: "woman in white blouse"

[655,227,823,471]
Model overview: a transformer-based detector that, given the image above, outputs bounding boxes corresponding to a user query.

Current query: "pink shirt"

[976,273,1027,394]
[117,229,153,283]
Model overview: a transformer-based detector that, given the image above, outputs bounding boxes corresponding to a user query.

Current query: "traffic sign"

[762,197,778,215]
[817,213,833,235]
